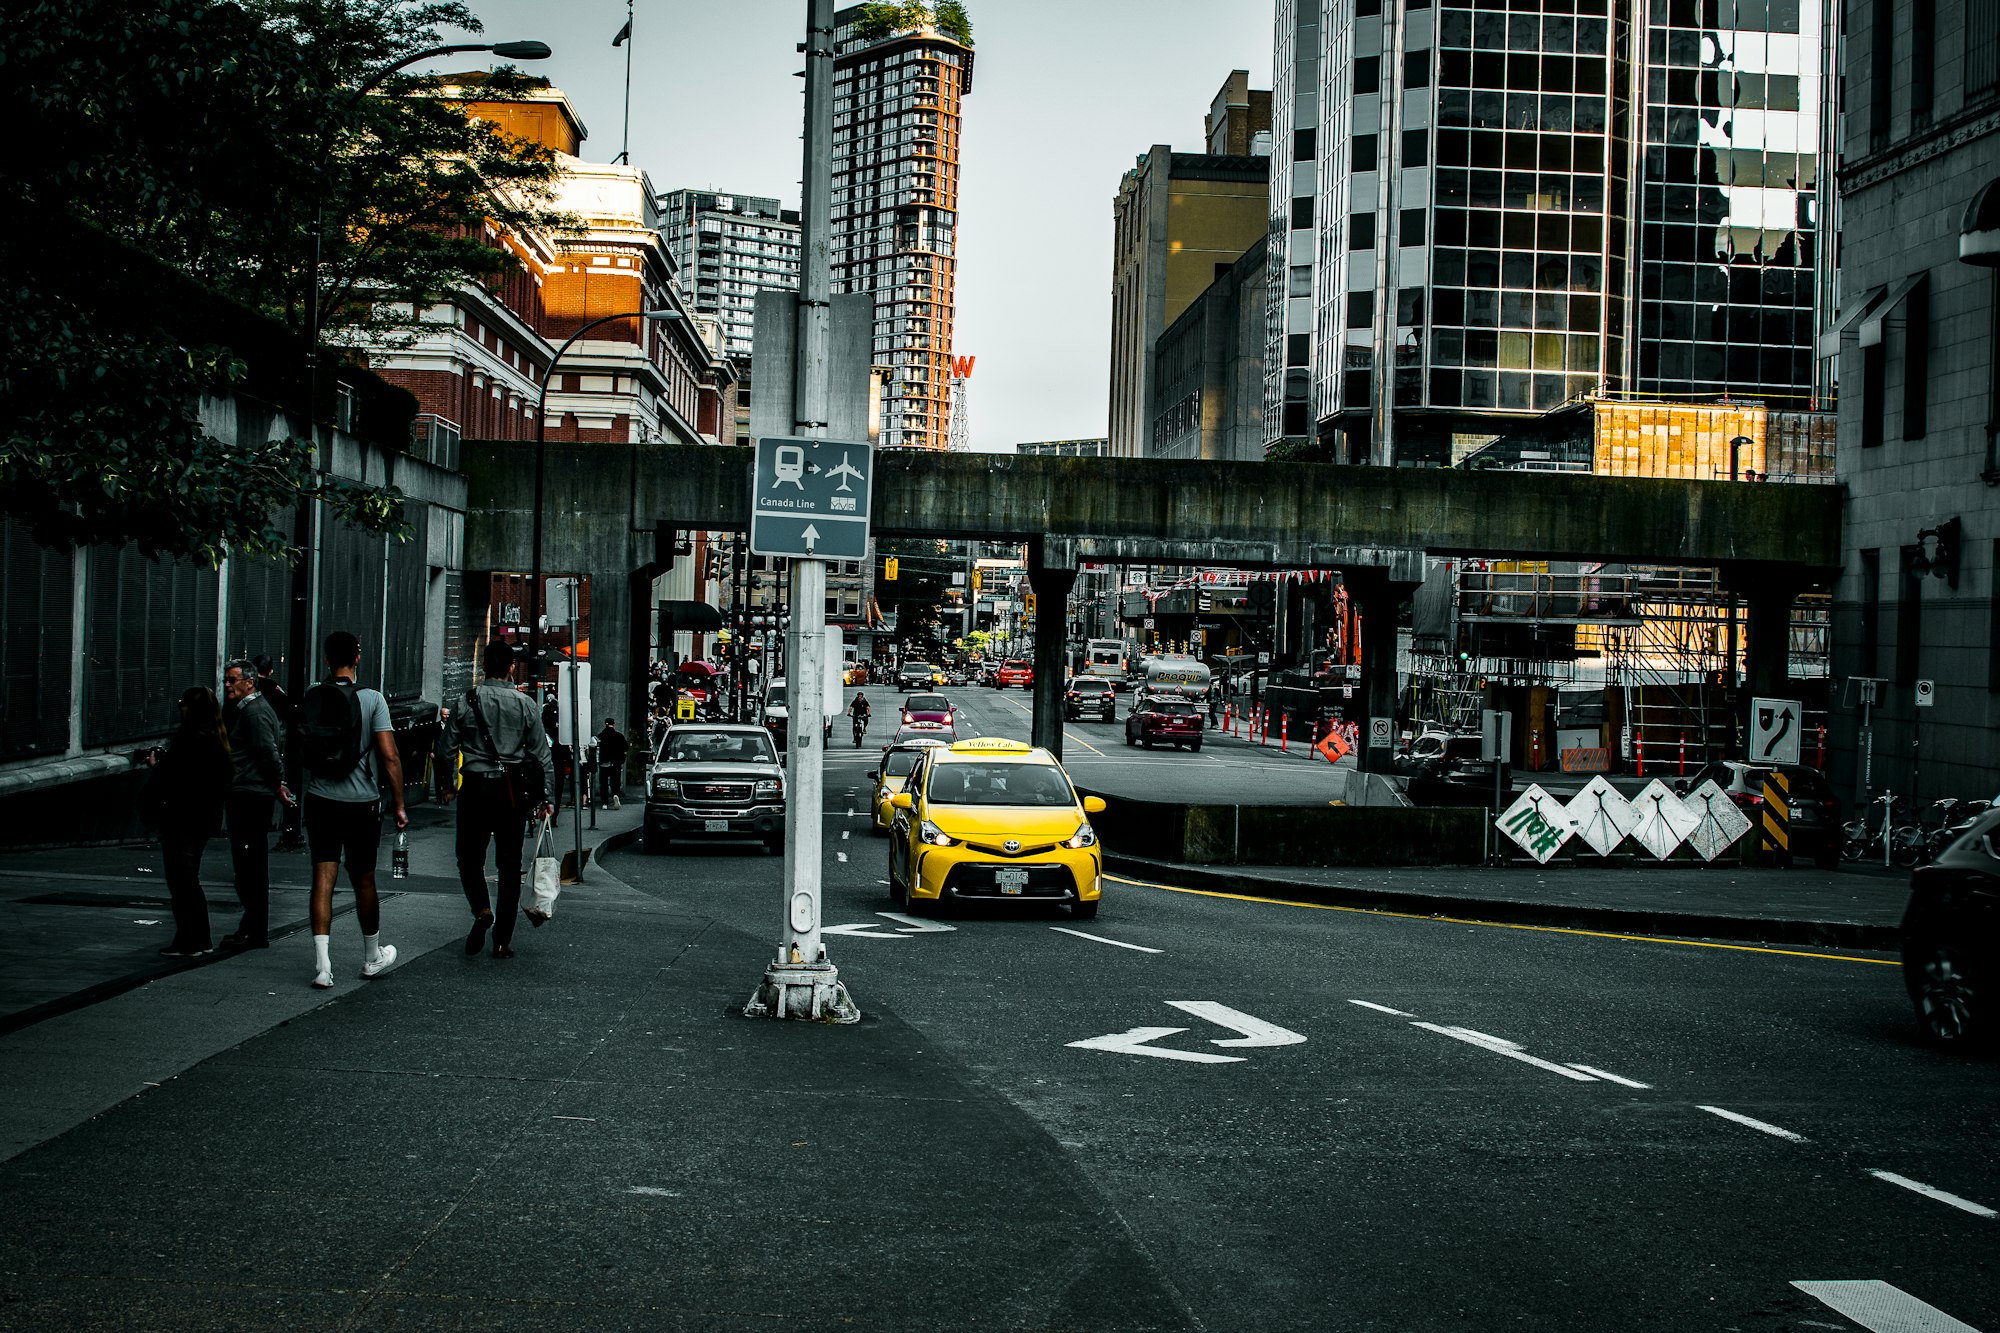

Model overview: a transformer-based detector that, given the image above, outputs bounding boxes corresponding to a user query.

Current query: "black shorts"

[305,797,382,872]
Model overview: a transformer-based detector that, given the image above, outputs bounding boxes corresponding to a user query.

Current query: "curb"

[1103,855,1902,952]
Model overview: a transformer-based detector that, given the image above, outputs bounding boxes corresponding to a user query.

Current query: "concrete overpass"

[464,442,1844,767]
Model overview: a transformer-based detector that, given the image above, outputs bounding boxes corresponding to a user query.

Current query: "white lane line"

[1697,1105,1807,1142]
[1348,999,1415,1017]
[1050,926,1164,953]
[1565,1064,1652,1089]
[1868,1170,1998,1220]
[1411,1022,1599,1081]
[1792,1280,1988,1333]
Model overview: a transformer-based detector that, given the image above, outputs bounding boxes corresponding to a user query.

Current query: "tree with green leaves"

[854,0,974,45]
[0,0,571,565]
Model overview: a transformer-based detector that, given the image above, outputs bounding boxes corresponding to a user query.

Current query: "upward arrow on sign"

[800,524,820,553]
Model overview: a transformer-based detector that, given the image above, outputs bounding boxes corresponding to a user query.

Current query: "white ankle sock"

[363,932,382,965]
[313,934,331,973]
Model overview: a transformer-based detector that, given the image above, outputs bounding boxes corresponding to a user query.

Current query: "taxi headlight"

[754,779,783,800]
[878,786,893,804]
[919,819,960,848]
[652,776,680,798]
[1063,822,1097,850]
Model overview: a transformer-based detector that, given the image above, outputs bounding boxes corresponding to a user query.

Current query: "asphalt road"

[612,689,2000,1331]
[853,680,1351,806]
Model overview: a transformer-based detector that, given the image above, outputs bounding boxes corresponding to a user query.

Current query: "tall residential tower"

[831,2,975,451]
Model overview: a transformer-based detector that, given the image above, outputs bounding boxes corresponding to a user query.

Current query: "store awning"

[1818,285,1886,356]
[656,599,723,632]
[1860,272,1928,348]
[1962,177,2000,266]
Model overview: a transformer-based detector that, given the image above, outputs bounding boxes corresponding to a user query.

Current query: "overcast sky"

[455,0,1274,451]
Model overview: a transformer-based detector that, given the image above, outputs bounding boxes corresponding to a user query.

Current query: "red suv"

[1125,697,1204,751]
[996,660,1034,689]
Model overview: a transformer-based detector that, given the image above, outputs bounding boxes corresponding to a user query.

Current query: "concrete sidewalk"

[0,798,1195,1330]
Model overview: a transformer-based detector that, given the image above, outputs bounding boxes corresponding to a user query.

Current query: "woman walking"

[147,687,234,957]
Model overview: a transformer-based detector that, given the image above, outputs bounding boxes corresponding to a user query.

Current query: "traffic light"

[970,570,982,593]
[1024,593,1037,616]
[884,557,899,581]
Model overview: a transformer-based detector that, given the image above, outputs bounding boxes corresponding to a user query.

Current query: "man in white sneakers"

[294,630,408,988]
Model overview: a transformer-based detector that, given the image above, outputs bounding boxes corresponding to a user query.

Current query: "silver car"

[644,724,785,855]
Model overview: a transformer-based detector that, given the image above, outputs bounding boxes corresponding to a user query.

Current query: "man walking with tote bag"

[437,641,556,958]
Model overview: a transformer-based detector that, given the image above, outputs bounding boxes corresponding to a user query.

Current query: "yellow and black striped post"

[1760,771,1791,866]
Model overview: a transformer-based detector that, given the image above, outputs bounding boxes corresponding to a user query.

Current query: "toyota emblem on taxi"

[1004,839,1021,853]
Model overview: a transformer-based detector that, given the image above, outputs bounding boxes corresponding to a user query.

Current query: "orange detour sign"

[1316,725,1351,765]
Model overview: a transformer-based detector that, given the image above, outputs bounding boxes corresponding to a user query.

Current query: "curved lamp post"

[527,308,685,669]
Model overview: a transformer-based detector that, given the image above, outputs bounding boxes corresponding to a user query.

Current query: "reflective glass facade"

[1264,0,1827,454]
[1635,0,1820,401]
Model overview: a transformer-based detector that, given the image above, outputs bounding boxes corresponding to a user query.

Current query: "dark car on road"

[896,661,937,691]
[900,692,956,728]
[645,724,785,855]
[1677,760,1842,868]
[1901,806,2000,1048]
[1124,697,1203,750]
[1064,678,1116,722]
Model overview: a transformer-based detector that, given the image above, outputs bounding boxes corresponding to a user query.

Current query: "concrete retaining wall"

[1086,790,1485,867]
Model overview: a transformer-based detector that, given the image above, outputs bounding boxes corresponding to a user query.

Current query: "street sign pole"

[746,0,858,1024]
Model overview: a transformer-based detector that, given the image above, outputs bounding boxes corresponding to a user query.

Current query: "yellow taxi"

[886,737,1107,918]
[866,737,950,835]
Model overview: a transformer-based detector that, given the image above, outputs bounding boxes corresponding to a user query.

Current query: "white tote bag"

[529,816,561,919]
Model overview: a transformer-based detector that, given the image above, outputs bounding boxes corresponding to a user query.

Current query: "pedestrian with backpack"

[436,640,555,957]
[295,630,406,989]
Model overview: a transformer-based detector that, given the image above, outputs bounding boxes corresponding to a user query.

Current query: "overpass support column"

[1347,570,1421,774]
[1729,563,1813,723]
[1028,541,1078,761]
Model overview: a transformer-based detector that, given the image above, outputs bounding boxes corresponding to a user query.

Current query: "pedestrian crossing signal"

[884,557,899,581]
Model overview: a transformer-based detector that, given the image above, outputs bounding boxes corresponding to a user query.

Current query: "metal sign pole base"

[744,961,860,1024]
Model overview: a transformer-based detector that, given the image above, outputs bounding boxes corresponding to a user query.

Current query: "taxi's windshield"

[883,749,926,777]
[927,762,1074,807]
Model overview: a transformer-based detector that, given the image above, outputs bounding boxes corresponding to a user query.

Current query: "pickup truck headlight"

[1063,822,1097,849]
[919,819,959,848]
[754,778,783,800]
[651,776,679,798]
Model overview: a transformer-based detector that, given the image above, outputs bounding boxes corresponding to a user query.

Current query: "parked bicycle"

[1843,791,1918,866]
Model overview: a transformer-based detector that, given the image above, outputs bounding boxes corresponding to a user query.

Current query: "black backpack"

[295,679,365,780]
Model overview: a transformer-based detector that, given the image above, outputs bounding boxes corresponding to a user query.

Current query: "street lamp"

[527,308,685,670]
[287,38,550,707]
[1729,434,1752,482]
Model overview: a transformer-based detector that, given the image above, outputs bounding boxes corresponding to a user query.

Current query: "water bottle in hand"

[392,830,410,879]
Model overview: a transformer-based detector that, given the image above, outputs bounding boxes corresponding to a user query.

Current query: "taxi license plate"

[704,819,728,833]
[996,869,1029,895]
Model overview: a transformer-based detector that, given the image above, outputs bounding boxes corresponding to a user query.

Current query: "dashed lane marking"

[1348,999,1414,1017]
[1565,1064,1652,1088]
[1792,1281,1987,1333]
[1051,926,1164,953]
[1105,873,1898,965]
[1697,1105,1807,1142]
[1867,1170,1997,1220]
[1411,1022,1598,1081]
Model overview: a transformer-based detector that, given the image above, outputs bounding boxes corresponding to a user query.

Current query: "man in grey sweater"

[221,659,292,949]
[437,640,557,958]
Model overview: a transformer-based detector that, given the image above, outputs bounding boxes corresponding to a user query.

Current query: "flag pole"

[615,0,634,165]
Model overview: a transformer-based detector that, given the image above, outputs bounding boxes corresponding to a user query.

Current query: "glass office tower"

[1265,0,1826,458]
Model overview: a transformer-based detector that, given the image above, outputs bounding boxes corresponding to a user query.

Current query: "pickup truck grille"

[683,782,754,804]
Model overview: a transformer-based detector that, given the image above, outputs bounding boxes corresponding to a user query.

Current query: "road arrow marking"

[801,524,820,552]
[1166,1000,1307,1047]
[1792,1280,1987,1333]
[1066,1026,1245,1064]
[821,923,910,939]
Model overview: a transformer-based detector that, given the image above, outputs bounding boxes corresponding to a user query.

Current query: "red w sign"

[951,355,976,379]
